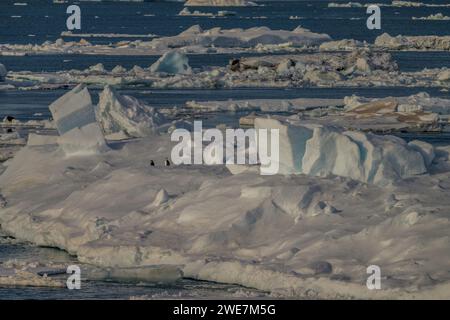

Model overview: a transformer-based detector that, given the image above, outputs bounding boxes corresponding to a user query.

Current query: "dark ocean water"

[1,0,450,45]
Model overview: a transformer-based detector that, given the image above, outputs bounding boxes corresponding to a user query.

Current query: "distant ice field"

[2,51,450,73]
[1,0,450,45]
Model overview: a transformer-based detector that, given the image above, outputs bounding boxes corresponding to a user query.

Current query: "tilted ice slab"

[150,51,192,75]
[254,117,432,185]
[49,84,108,156]
[96,85,167,138]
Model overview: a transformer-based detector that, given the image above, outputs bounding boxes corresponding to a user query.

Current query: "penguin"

[164,158,170,167]
[150,160,155,167]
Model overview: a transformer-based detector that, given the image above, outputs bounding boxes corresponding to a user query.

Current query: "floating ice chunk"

[375,33,450,51]
[49,84,108,156]
[96,85,166,138]
[255,117,429,185]
[0,63,6,81]
[111,65,127,74]
[150,51,192,75]
[87,63,106,73]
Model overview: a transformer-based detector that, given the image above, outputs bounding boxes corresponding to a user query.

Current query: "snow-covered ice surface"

[1,130,450,298]
[1,89,450,298]
[2,0,450,300]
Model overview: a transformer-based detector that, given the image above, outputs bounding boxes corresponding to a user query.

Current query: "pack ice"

[150,25,331,49]
[255,117,433,185]
[1,88,450,299]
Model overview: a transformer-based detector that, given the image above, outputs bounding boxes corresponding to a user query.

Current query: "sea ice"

[0,63,6,81]
[49,84,108,156]
[254,117,432,185]
[96,85,167,138]
[150,51,192,75]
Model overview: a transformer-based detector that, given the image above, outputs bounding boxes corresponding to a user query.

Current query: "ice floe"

[96,85,167,138]
[150,51,192,75]
[0,88,450,298]
[0,25,331,57]
[375,33,450,51]
[412,13,450,20]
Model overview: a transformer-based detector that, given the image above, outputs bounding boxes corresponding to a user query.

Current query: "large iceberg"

[150,51,192,75]
[49,84,108,156]
[255,117,432,185]
[96,85,166,138]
